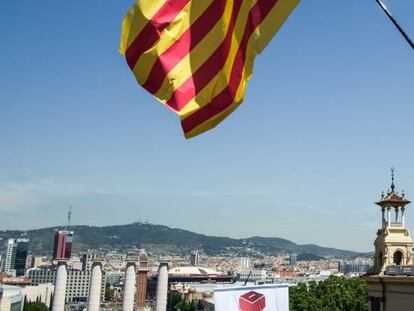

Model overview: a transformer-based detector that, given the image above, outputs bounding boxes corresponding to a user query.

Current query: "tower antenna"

[67,205,72,229]
[390,167,395,193]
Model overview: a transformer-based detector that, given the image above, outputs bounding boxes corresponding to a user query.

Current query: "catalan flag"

[120,0,300,138]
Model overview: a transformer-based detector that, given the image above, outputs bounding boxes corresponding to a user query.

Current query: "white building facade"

[239,269,268,282]
[1,240,17,277]
[27,268,106,303]
[0,285,22,311]
[20,284,54,308]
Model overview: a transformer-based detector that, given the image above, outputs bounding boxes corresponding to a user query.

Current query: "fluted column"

[88,261,103,311]
[155,262,168,311]
[52,260,68,311]
[402,207,406,227]
[122,261,136,311]
[387,207,391,227]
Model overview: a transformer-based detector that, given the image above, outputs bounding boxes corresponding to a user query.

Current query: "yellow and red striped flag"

[120,0,300,139]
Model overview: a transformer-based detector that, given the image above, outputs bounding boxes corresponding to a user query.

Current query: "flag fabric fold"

[121,0,300,139]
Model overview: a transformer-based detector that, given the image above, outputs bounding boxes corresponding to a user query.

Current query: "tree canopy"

[24,301,49,311]
[167,292,205,311]
[289,276,368,311]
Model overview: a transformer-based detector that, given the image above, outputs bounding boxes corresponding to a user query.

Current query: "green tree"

[289,276,368,311]
[105,283,115,301]
[167,292,200,311]
[26,302,49,311]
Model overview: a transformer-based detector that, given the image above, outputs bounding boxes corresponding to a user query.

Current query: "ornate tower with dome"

[372,168,413,274]
[365,170,414,311]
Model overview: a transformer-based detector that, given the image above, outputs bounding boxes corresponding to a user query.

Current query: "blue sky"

[0,0,413,252]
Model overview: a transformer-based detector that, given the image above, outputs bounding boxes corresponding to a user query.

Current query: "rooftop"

[169,266,221,276]
[375,192,411,208]
[375,168,411,208]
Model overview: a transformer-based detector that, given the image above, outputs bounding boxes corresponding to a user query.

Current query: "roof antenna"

[67,205,72,230]
[390,167,395,193]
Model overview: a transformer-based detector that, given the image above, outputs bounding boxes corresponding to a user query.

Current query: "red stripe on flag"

[165,0,244,111]
[181,0,279,134]
[125,0,191,70]
[142,0,228,95]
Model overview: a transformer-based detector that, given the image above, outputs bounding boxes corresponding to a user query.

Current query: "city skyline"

[1,1,414,253]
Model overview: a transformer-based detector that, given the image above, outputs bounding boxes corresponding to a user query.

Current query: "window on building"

[370,297,381,311]
[393,250,403,266]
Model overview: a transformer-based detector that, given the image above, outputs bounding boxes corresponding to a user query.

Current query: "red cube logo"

[239,291,266,311]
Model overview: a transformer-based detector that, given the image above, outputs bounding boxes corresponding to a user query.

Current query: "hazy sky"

[1,1,413,252]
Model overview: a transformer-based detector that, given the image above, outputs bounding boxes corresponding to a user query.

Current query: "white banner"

[214,284,289,311]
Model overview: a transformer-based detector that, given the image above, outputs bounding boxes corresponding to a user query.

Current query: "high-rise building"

[53,231,74,260]
[14,239,29,277]
[1,239,17,276]
[289,253,298,267]
[1,238,29,277]
[190,251,199,266]
[81,251,98,271]
[239,258,251,270]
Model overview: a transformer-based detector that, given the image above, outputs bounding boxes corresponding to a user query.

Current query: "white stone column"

[155,262,168,311]
[122,261,136,311]
[381,208,385,228]
[88,261,103,311]
[387,207,391,227]
[52,260,68,311]
[402,208,406,227]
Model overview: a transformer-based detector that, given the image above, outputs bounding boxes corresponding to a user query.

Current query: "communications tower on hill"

[53,206,74,260]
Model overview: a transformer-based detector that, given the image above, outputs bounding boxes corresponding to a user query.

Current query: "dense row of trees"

[166,276,367,311]
[167,292,205,311]
[289,276,368,311]
[21,276,367,311]
[23,299,48,311]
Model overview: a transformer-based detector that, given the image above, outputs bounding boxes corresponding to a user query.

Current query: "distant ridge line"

[0,222,370,258]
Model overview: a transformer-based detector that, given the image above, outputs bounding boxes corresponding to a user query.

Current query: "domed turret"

[372,169,413,274]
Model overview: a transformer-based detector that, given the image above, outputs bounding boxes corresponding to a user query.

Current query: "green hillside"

[0,222,368,258]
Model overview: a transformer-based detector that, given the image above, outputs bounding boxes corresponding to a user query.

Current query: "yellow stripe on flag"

[183,66,247,138]
[133,0,214,85]
[150,0,236,104]
[178,0,257,117]
[120,0,301,138]
[251,0,301,63]
[120,0,168,54]
[183,0,301,138]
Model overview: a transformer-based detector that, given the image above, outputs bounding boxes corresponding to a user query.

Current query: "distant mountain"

[0,222,368,258]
